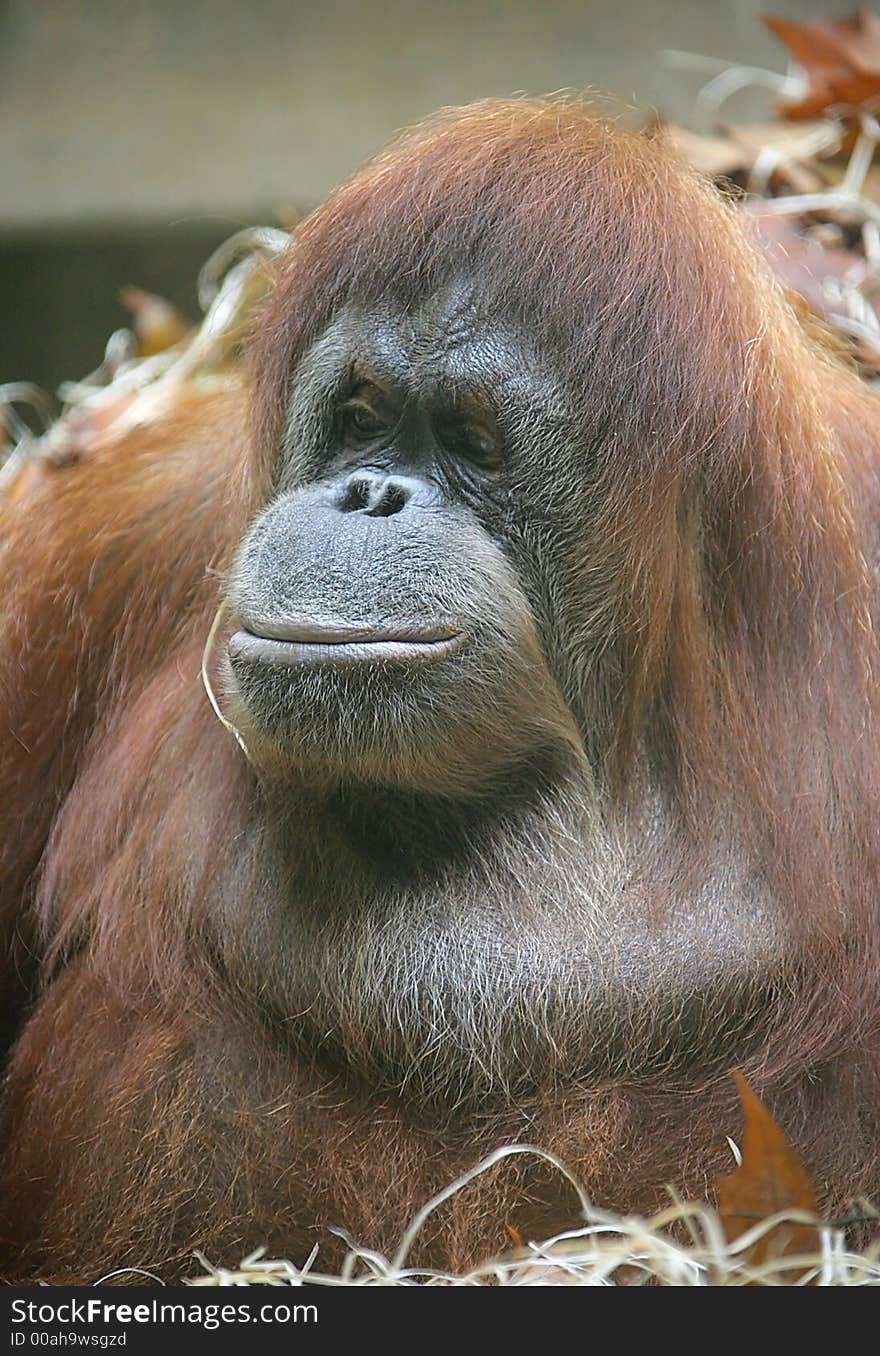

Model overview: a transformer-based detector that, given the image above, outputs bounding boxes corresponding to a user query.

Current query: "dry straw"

[185,1145,880,1287]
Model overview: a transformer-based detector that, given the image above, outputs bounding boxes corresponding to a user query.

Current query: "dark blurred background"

[0,0,857,393]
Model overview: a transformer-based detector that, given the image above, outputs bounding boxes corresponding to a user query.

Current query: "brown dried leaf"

[118,285,192,357]
[766,7,880,121]
[656,119,835,195]
[717,1072,820,1277]
[722,121,839,193]
[660,123,749,179]
[741,206,880,371]
[744,206,861,303]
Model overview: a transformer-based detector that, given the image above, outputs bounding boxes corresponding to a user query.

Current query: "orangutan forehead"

[291,294,571,415]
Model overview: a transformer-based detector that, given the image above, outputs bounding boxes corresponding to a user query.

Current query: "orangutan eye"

[342,400,388,441]
[437,415,503,470]
[459,424,503,469]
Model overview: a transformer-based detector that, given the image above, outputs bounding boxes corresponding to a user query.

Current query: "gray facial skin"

[219,288,784,1107]
[226,292,581,791]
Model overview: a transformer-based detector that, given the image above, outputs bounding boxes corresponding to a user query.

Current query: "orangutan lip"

[228,625,466,668]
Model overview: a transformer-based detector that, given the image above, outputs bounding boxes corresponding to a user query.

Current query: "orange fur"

[1,99,879,1282]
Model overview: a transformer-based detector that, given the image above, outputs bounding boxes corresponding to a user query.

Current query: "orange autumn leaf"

[766,7,880,120]
[717,1072,820,1276]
